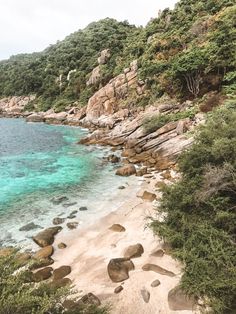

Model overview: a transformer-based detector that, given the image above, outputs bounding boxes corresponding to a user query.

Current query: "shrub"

[151,103,236,313]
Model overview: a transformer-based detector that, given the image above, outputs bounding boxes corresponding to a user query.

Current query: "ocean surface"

[0,118,136,249]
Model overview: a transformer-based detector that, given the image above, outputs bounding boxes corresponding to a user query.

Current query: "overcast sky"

[0,0,177,61]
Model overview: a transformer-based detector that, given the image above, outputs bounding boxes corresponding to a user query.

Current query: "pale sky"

[0,0,177,61]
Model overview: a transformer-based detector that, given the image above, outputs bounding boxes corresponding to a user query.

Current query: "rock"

[50,196,69,205]
[124,243,144,259]
[150,249,165,257]
[79,293,101,306]
[136,167,148,177]
[52,217,66,225]
[53,265,71,280]
[63,202,77,208]
[58,242,67,249]
[141,287,150,303]
[121,148,136,158]
[108,154,120,163]
[98,49,111,65]
[140,191,156,202]
[79,206,88,211]
[33,267,53,282]
[86,66,101,86]
[0,247,15,257]
[151,279,161,287]
[67,214,76,219]
[67,222,79,229]
[50,278,72,288]
[109,224,126,232]
[161,170,172,180]
[168,286,196,311]
[16,252,32,265]
[30,257,54,270]
[26,113,45,123]
[107,258,134,282]
[114,286,124,294]
[19,222,42,231]
[142,264,175,277]
[33,226,62,247]
[116,164,136,176]
[33,245,54,260]
[118,186,126,190]
[63,300,81,311]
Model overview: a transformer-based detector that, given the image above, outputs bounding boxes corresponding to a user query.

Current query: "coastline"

[51,171,195,314]
[0,112,197,313]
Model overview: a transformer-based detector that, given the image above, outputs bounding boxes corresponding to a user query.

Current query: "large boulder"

[33,267,53,282]
[116,164,136,176]
[33,226,62,247]
[33,245,54,260]
[140,191,157,202]
[124,243,144,259]
[26,113,45,123]
[142,264,175,277]
[107,258,134,282]
[53,265,71,280]
[50,278,72,288]
[168,286,196,311]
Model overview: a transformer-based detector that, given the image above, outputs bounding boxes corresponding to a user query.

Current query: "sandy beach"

[51,169,196,314]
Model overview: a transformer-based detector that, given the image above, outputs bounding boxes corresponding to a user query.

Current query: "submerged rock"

[62,202,77,208]
[79,206,88,211]
[19,222,42,231]
[108,258,134,282]
[50,196,69,205]
[33,226,62,247]
[52,217,66,225]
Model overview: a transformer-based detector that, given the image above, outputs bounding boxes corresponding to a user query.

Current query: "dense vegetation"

[0,250,108,314]
[0,0,235,112]
[151,101,236,313]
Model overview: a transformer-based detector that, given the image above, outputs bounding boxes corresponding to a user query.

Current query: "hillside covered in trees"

[0,0,236,313]
[0,0,235,112]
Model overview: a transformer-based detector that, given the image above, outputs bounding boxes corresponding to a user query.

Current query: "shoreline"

[50,171,195,314]
[0,115,197,313]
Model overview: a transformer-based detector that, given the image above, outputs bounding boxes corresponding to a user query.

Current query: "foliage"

[151,103,236,313]
[0,250,108,314]
[0,0,235,109]
[143,107,197,134]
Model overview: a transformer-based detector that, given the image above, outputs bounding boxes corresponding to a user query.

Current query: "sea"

[0,118,136,249]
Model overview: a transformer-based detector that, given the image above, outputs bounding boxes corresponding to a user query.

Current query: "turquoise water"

[0,118,132,248]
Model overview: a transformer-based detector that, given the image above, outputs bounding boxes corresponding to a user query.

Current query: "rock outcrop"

[33,227,62,247]
[0,95,35,116]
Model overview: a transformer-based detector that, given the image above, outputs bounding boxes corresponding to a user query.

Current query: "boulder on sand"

[109,224,126,232]
[33,226,62,247]
[142,264,175,277]
[141,287,150,303]
[33,245,54,260]
[116,164,136,176]
[79,293,101,306]
[140,191,157,202]
[52,217,66,225]
[124,243,144,259]
[108,258,134,282]
[53,265,71,280]
[33,267,53,282]
[67,222,79,229]
[168,285,196,311]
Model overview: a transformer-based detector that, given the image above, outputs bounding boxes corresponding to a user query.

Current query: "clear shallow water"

[0,118,135,248]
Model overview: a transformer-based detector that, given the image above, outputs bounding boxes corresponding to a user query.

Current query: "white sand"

[52,172,196,314]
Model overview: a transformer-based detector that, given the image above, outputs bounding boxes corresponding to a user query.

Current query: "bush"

[151,103,236,313]
[0,250,109,314]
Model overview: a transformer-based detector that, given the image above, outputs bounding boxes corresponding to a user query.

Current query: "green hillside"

[0,0,235,112]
